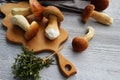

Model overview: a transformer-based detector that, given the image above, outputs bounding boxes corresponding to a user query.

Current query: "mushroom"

[82,4,113,25]
[11,15,39,40]
[11,7,41,24]
[29,0,44,20]
[11,0,44,21]
[72,26,95,52]
[91,0,109,11]
[11,7,32,16]
[26,14,40,23]
[42,6,64,40]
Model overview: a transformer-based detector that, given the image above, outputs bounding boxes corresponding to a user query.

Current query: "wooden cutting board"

[0,2,77,77]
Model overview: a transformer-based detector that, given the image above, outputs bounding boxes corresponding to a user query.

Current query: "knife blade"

[60,0,90,10]
[41,1,84,13]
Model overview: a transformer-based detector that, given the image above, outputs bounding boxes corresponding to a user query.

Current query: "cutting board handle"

[56,52,77,77]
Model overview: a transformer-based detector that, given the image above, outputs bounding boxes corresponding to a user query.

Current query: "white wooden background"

[0,0,120,80]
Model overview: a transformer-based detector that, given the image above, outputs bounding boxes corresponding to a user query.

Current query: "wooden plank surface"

[0,0,120,80]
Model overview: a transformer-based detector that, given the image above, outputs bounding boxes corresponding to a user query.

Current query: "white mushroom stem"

[84,26,95,41]
[45,14,60,40]
[11,7,32,16]
[11,15,30,31]
[11,15,39,40]
[91,11,113,25]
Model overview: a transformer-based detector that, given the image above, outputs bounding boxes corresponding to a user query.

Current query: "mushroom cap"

[91,0,109,11]
[42,6,64,22]
[82,4,95,23]
[72,36,88,52]
[29,0,44,20]
[26,14,40,23]
[25,21,39,40]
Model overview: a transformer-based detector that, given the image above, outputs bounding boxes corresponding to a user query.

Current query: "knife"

[41,0,90,13]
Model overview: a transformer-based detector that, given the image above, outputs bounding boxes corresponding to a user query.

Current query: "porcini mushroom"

[72,26,95,52]
[42,6,64,40]
[82,4,113,25]
[91,0,109,11]
[11,15,39,40]
[11,7,32,16]
[29,0,44,20]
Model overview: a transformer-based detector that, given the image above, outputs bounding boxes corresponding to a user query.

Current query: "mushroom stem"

[11,15,39,40]
[11,7,32,16]
[11,15,30,31]
[84,26,95,41]
[42,6,64,40]
[91,11,113,25]
[45,14,60,40]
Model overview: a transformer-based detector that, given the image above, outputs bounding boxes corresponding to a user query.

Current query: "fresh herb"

[12,47,54,80]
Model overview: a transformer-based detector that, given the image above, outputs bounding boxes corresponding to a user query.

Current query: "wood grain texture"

[0,0,120,80]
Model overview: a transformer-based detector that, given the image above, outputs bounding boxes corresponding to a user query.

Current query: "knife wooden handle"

[56,51,77,77]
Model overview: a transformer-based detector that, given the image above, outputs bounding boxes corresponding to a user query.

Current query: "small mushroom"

[91,0,109,11]
[11,15,39,40]
[11,7,32,16]
[42,6,64,40]
[82,4,113,25]
[72,26,95,52]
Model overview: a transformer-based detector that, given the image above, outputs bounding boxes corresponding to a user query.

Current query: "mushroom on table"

[91,0,109,11]
[72,26,95,52]
[42,6,64,40]
[82,4,113,25]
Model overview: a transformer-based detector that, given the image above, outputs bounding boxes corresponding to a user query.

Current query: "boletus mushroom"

[91,0,109,11]
[29,0,44,20]
[11,15,39,40]
[42,6,64,40]
[72,26,95,52]
[11,7,32,16]
[82,4,113,25]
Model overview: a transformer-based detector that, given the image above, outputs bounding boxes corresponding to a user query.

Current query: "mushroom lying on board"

[11,15,39,40]
[11,7,38,23]
[11,7,32,17]
[82,4,113,25]
[42,6,64,40]
[11,0,44,21]
[72,26,95,52]
[29,0,44,20]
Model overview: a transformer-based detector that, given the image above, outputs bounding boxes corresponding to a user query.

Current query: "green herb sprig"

[12,47,54,80]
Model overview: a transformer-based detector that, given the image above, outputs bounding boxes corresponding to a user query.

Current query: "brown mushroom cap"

[91,0,109,11]
[72,36,88,52]
[25,21,39,40]
[29,0,44,20]
[42,6,64,22]
[82,4,95,23]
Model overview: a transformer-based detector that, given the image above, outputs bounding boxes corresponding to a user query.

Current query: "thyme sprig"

[11,47,54,80]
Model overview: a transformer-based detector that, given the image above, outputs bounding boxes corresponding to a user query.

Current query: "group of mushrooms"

[11,0,64,40]
[72,0,113,52]
[10,0,113,52]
